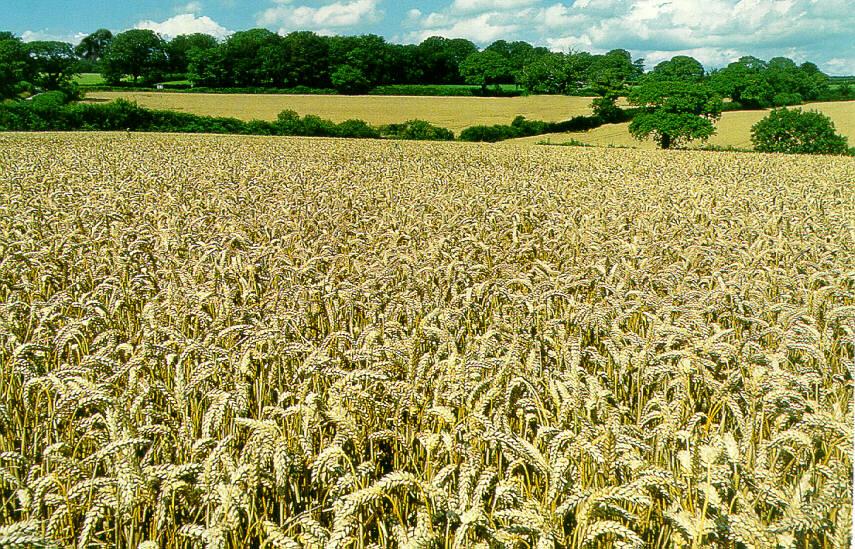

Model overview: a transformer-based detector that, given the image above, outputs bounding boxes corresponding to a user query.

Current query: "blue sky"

[4,0,854,74]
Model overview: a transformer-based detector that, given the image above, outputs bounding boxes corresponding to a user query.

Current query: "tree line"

[3,27,850,104]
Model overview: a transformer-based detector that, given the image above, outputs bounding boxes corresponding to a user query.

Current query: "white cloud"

[21,30,87,45]
[135,13,232,39]
[258,0,383,33]
[175,1,204,14]
[451,0,540,13]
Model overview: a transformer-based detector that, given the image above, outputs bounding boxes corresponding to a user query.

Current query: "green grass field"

[73,73,106,86]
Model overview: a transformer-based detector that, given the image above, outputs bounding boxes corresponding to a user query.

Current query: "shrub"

[382,120,454,141]
[29,91,69,110]
[772,92,802,107]
[751,107,849,155]
[336,119,381,139]
[331,65,371,95]
[459,124,519,142]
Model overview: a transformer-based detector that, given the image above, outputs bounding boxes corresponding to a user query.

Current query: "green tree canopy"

[167,33,218,73]
[102,29,167,84]
[417,36,478,84]
[587,49,640,90]
[628,81,723,149]
[751,108,849,154]
[648,55,705,82]
[331,64,370,94]
[75,29,113,63]
[459,50,513,91]
[0,32,34,98]
[27,41,77,90]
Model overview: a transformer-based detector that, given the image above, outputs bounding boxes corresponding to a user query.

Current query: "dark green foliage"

[458,112,625,142]
[708,55,829,108]
[751,108,849,155]
[628,81,723,148]
[459,50,514,90]
[75,29,113,65]
[0,33,34,99]
[102,30,167,84]
[27,41,78,91]
[381,120,454,141]
[28,91,69,109]
[167,33,218,74]
[335,119,381,138]
[591,92,624,122]
[648,56,705,82]
[0,101,387,139]
[772,92,803,107]
[331,65,371,94]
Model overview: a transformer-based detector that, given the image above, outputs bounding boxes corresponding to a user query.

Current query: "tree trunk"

[661,133,671,149]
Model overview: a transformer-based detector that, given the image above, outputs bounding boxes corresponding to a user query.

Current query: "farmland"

[82,92,598,133]
[517,100,855,149]
[0,133,853,548]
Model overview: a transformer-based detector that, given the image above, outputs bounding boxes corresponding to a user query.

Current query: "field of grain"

[513,100,855,149]
[0,133,853,548]
[83,92,597,133]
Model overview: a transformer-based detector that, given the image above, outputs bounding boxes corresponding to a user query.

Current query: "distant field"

[83,91,596,133]
[514,100,855,149]
[73,73,106,86]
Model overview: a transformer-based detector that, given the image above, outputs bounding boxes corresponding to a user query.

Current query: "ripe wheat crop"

[0,133,853,548]
[82,92,599,133]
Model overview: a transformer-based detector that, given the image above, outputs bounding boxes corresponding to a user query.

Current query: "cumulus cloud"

[135,13,232,39]
[20,30,87,44]
[258,0,383,33]
[450,0,540,13]
[175,2,204,14]
[404,0,853,73]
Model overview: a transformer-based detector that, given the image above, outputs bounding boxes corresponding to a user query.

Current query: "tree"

[27,41,77,90]
[587,49,638,90]
[331,64,370,94]
[219,29,280,87]
[273,31,330,88]
[628,81,723,149]
[0,32,34,98]
[751,108,849,155]
[459,50,513,92]
[102,29,167,84]
[648,55,704,82]
[167,33,218,74]
[417,36,477,84]
[328,34,393,87]
[519,52,568,94]
[75,29,113,67]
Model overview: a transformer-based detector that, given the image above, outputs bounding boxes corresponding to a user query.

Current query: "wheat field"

[83,92,598,133]
[0,133,853,548]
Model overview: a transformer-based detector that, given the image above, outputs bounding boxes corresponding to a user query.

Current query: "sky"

[3,0,854,74]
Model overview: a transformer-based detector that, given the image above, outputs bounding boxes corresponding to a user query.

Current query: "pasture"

[0,132,852,548]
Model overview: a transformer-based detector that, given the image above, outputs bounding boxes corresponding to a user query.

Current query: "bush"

[29,91,68,110]
[751,108,849,155]
[336,119,381,139]
[459,124,519,142]
[381,120,454,141]
[331,65,371,95]
[772,92,802,107]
